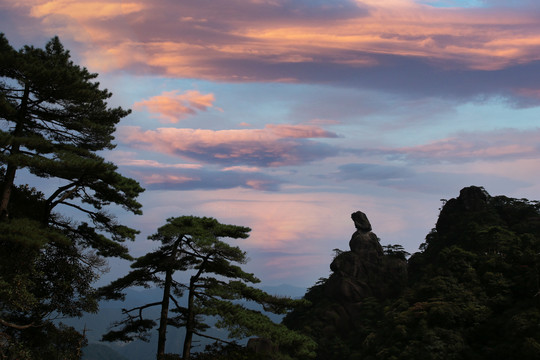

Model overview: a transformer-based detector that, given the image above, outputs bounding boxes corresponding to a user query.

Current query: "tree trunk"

[157,267,172,359]
[0,84,29,220]
[182,255,210,359]
[182,276,196,360]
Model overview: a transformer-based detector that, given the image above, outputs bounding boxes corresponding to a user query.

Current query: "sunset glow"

[4,0,540,287]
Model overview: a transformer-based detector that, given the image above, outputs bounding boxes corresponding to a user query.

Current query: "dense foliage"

[285,186,540,359]
[0,34,143,359]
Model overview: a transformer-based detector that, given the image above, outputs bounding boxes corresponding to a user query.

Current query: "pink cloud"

[119,160,283,191]
[5,0,540,105]
[133,90,217,123]
[29,0,144,20]
[192,189,417,254]
[118,124,339,166]
[118,159,203,169]
[16,0,540,78]
[222,166,261,172]
[140,173,199,184]
[387,128,540,163]
[266,124,338,138]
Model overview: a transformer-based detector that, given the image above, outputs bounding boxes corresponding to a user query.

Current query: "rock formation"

[325,211,407,303]
[308,211,408,336]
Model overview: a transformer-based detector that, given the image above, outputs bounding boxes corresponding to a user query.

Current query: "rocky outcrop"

[325,211,407,303]
[310,211,408,336]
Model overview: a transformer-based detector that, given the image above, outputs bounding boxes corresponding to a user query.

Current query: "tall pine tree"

[0,33,143,256]
[0,34,144,358]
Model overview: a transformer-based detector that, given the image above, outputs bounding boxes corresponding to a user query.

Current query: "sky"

[2,0,540,288]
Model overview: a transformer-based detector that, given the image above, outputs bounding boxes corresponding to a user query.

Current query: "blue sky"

[2,0,540,287]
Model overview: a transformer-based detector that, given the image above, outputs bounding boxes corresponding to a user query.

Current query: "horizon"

[2,0,540,288]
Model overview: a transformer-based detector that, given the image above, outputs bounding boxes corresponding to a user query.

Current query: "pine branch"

[46,181,80,209]
[0,318,35,330]
[57,201,95,216]
[169,294,181,309]
[192,330,239,346]
[122,301,163,316]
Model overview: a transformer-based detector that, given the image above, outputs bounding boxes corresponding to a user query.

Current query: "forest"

[1,35,540,360]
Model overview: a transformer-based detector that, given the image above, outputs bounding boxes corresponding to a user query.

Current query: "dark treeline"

[2,34,540,360]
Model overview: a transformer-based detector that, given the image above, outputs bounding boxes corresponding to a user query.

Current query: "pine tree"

[101,216,316,360]
[0,33,143,257]
[0,34,144,358]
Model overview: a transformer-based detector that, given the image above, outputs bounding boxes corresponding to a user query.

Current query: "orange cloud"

[17,0,540,79]
[133,90,217,123]
[118,124,339,166]
[29,0,144,20]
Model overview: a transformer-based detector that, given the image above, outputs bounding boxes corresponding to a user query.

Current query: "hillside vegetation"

[285,186,540,360]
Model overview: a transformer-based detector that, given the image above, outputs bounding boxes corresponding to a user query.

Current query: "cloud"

[118,124,339,167]
[117,159,203,169]
[134,168,283,191]
[335,163,415,181]
[29,0,144,20]
[111,153,283,191]
[222,165,261,172]
[8,0,540,104]
[265,124,339,138]
[131,187,434,286]
[332,161,529,194]
[133,90,218,123]
[383,128,540,163]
